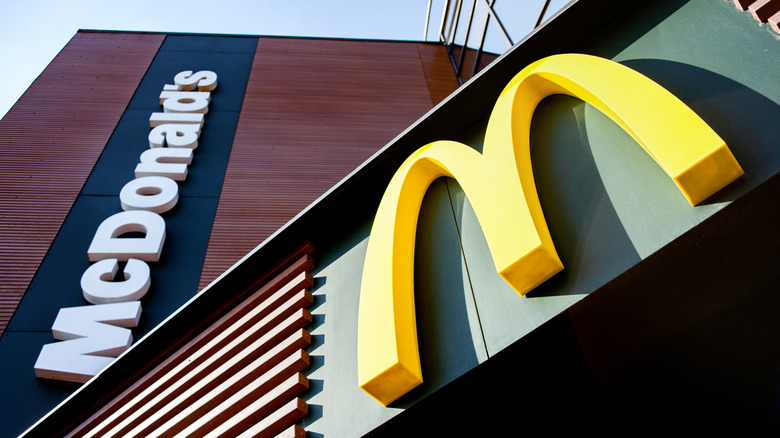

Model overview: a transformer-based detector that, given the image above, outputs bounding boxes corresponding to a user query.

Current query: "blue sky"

[0,0,567,120]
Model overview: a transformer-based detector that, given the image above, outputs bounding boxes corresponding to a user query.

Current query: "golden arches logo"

[357,54,743,406]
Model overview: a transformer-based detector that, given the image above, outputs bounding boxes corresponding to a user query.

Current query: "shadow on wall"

[622,58,780,197]
[529,96,642,298]
[392,179,484,408]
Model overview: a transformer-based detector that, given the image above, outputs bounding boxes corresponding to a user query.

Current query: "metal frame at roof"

[425,0,552,84]
[22,0,643,435]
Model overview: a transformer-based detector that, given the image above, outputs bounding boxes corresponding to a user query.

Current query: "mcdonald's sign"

[357,53,744,406]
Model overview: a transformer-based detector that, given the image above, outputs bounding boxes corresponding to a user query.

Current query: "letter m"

[34,301,142,383]
[357,54,744,406]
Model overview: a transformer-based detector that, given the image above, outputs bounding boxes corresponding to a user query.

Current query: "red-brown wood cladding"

[0,31,164,338]
[416,43,461,105]
[68,246,316,437]
[67,249,315,437]
[197,39,458,290]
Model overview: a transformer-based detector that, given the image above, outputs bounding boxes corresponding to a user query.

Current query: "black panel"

[160,34,259,53]
[82,110,239,198]
[0,332,82,434]
[366,173,780,435]
[127,49,254,112]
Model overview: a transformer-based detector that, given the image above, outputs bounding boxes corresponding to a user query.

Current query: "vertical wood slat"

[197,39,458,290]
[0,31,164,337]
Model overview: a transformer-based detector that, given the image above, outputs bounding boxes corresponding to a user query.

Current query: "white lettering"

[148,123,200,149]
[159,91,210,114]
[149,112,204,128]
[120,176,179,214]
[87,210,166,262]
[135,148,193,181]
[81,259,151,304]
[37,69,219,382]
[34,302,142,383]
[174,70,218,91]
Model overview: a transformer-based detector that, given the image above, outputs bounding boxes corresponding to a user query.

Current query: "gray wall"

[300,1,780,435]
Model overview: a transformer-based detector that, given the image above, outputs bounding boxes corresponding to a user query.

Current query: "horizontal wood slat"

[200,374,309,438]
[236,398,308,438]
[731,0,780,33]
[68,251,314,437]
[0,31,164,337]
[272,424,306,438]
[96,301,312,437]
[139,349,310,437]
[70,243,317,437]
[84,307,312,437]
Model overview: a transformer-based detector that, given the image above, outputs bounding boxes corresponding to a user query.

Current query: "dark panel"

[367,173,780,436]
[160,34,259,53]
[127,48,254,112]
[0,332,83,436]
[570,173,780,424]
[197,38,441,289]
[0,32,165,338]
[82,109,240,198]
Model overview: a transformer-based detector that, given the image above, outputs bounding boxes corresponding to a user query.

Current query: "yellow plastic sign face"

[357,54,743,406]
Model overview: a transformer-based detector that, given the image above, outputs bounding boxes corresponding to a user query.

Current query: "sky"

[0,0,568,120]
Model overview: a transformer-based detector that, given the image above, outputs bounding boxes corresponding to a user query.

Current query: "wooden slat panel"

[199,375,309,438]
[68,254,314,437]
[69,244,318,438]
[197,38,442,289]
[273,424,306,438]
[149,351,309,437]
[85,307,312,438]
[128,349,310,437]
[99,292,313,437]
[0,31,164,337]
[733,0,759,10]
[748,0,780,22]
[236,399,308,438]
[416,43,460,105]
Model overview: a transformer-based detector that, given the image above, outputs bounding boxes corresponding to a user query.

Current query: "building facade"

[2,0,780,436]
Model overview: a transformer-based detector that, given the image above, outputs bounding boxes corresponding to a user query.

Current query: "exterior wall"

[198,38,459,289]
[0,33,458,437]
[0,32,165,337]
[0,33,257,435]
[304,2,780,433]
[14,0,780,436]
[65,244,317,437]
[416,43,461,105]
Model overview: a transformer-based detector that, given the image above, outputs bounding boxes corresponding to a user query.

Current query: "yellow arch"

[357,53,743,406]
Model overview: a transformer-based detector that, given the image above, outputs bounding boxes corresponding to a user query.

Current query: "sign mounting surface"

[357,53,744,406]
